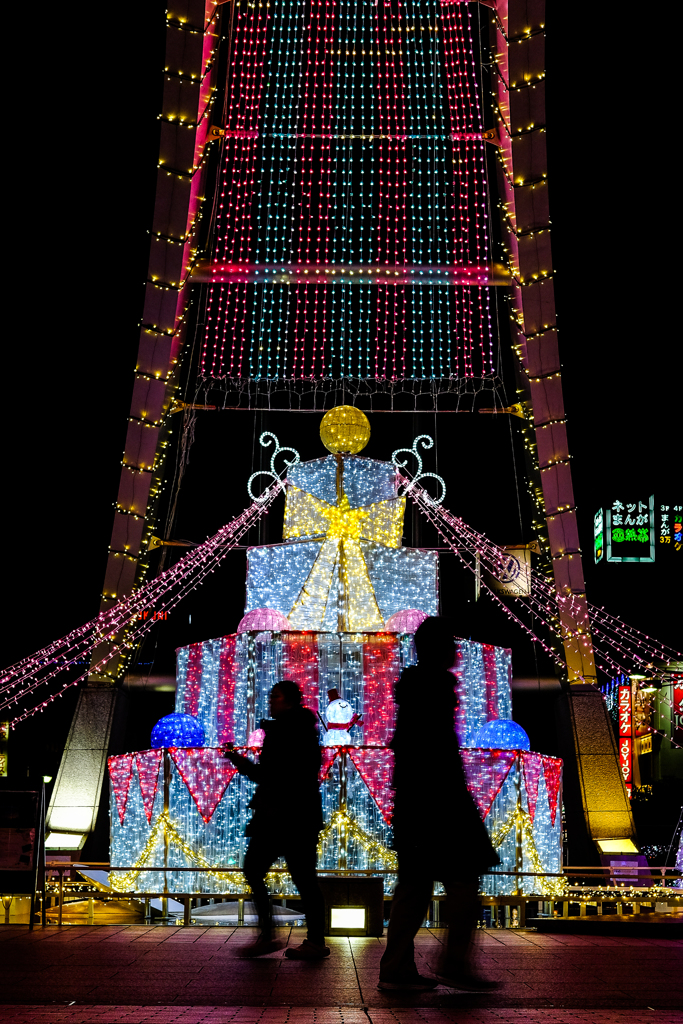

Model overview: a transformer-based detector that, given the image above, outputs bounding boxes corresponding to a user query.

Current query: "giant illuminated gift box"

[109,631,562,896]
[246,456,438,631]
[108,449,562,897]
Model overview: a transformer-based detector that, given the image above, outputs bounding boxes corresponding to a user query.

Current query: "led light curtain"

[110,746,562,895]
[201,0,494,396]
[362,637,400,745]
[282,634,320,712]
[174,632,511,745]
[479,755,563,897]
[217,636,238,745]
[170,748,239,823]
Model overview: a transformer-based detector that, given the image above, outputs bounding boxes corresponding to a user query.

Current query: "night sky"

[3,1,675,781]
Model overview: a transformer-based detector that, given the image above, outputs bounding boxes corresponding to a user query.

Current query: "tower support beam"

[491,0,635,856]
[47,0,223,850]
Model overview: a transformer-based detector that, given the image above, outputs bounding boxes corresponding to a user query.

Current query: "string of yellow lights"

[318,809,398,870]
[109,812,248,893]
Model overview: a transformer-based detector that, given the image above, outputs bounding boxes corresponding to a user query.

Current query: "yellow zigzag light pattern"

[490,806,566,897]
[109,812,247,893]
[318,808,398,870]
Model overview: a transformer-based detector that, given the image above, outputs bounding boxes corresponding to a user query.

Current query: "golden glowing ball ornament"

[320,406,371,455]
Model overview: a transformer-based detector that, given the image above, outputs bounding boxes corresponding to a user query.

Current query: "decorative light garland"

[109,811,248,894]
[6,454,676,729]
[489,805,566,898]
[404,474,681,687]
[318,808,398,870]
[1,483,282,727]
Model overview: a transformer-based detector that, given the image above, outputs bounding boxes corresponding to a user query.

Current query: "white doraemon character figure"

[324,688,363,746]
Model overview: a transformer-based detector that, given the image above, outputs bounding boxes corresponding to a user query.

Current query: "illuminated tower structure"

[45,0,635,862]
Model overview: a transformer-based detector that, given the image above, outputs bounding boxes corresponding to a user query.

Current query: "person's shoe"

[285,939,331,960]
[377,974,439,991]
[238,936,284,958]
[436,969,499,992]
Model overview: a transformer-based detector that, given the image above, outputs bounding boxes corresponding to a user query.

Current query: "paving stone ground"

[0,925,680,1024]
[0,1012,681,1024]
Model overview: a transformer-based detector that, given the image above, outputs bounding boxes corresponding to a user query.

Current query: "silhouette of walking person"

[222,680,329,959]
[378,617,499,991]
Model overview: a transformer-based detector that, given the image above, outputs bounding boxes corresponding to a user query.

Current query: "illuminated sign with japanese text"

[618,683,632,796]
[594,509,604,563]
[618,684,632,738]
[659,504,682,552]
[595,496,680,565]
[606,496,655,563]
[673,678,683,748]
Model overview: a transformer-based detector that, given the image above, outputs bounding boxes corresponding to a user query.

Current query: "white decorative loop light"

[247,432,301,503]
[392,435,446,506]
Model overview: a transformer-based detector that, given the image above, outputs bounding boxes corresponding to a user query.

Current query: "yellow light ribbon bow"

[283,486,406,631]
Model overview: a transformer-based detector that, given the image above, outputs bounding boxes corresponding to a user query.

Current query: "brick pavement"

[0,1009,681,1024]
[0,925,680,1022]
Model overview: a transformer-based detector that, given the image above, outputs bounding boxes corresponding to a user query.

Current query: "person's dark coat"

[390,664,499,877]
[228,704,323,838]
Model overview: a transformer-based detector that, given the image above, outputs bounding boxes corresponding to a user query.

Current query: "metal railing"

[10,862,674,928]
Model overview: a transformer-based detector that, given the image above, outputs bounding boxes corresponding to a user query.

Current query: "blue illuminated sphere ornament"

[151,713,205,749]
[470,718,530,751]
